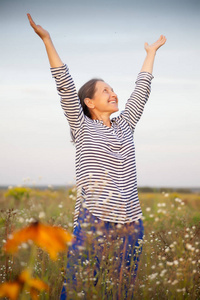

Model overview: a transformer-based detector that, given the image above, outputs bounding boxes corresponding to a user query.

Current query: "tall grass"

[0,187,200,299]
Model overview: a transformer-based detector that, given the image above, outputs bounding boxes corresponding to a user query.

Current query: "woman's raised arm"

[27,13,63,68]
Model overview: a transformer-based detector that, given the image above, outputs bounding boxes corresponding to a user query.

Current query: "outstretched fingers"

[27,13,37,30]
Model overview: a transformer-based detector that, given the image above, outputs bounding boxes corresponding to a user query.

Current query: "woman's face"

[90,81,119,114]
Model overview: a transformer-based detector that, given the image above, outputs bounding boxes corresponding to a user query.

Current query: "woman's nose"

[111,91,117,98]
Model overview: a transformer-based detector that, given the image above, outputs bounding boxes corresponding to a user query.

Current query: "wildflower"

[160,269,167,277]
[148,273,158,280]
[146,207,151,212]
[172,279,178,285]
[186,243,195,252]
[18,217,24,223]
[38,212,46,219]
[175,198,182,203]
[0,269,48,300]
[179,258,184,262]
[4,221,72,260]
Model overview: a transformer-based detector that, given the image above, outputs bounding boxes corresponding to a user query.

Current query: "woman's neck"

[91,111,111,127]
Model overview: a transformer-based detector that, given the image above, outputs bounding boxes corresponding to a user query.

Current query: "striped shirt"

[51,64,153,229]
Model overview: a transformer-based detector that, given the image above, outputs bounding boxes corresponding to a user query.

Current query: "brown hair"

[78,78,104,119]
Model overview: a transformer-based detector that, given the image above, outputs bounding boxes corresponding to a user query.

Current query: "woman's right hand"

[27,13,50,41]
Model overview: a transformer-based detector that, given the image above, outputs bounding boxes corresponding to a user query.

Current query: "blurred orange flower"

[0,270,49,300]
[4,221,73,260]
[0,282,20,300]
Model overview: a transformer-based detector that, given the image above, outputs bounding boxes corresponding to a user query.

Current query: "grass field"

[0,186,200,299]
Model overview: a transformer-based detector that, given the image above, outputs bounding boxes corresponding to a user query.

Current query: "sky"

[0,0,200,188]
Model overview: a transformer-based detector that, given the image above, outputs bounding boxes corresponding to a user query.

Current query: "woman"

[27,13,166,299]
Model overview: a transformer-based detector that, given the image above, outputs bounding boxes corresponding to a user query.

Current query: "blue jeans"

[60,204,144,299]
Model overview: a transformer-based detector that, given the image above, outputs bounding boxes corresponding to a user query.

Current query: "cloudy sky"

[0,0,200,187]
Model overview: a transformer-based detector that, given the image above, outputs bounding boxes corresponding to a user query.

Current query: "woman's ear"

[84,98,95,109]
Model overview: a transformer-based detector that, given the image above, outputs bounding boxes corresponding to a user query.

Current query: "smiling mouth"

[109,100,117,103]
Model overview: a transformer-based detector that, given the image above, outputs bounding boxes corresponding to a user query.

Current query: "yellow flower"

[4,221,73,260]
[0,282,20,300]
[0,270,49,300]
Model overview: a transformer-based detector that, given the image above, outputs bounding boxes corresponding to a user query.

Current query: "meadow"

[0,186,200,299]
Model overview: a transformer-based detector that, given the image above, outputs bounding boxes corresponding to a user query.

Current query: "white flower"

[146,207,151,212]
[39,211,46,219]
[21,243,28,249]
[175,198,182,203]
[186,243,195,251]
[160,269,167,277]
[179,258,184,262]
[29,218,35,223]
[172,280,178,285]
[148,273,158,280]
[18,217,24,223]
[96,230,103,236]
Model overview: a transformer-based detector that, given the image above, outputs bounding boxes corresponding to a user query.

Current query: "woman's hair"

[78,78,104,119]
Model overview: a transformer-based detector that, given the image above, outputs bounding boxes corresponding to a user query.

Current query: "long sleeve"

[51,64,85,142]
[121,72,154,132]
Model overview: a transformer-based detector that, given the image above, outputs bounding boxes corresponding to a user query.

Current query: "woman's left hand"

[144,35,167,53]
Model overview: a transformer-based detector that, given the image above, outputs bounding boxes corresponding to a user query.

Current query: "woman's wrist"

[43,35,52,46]
[145,49,156,57]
